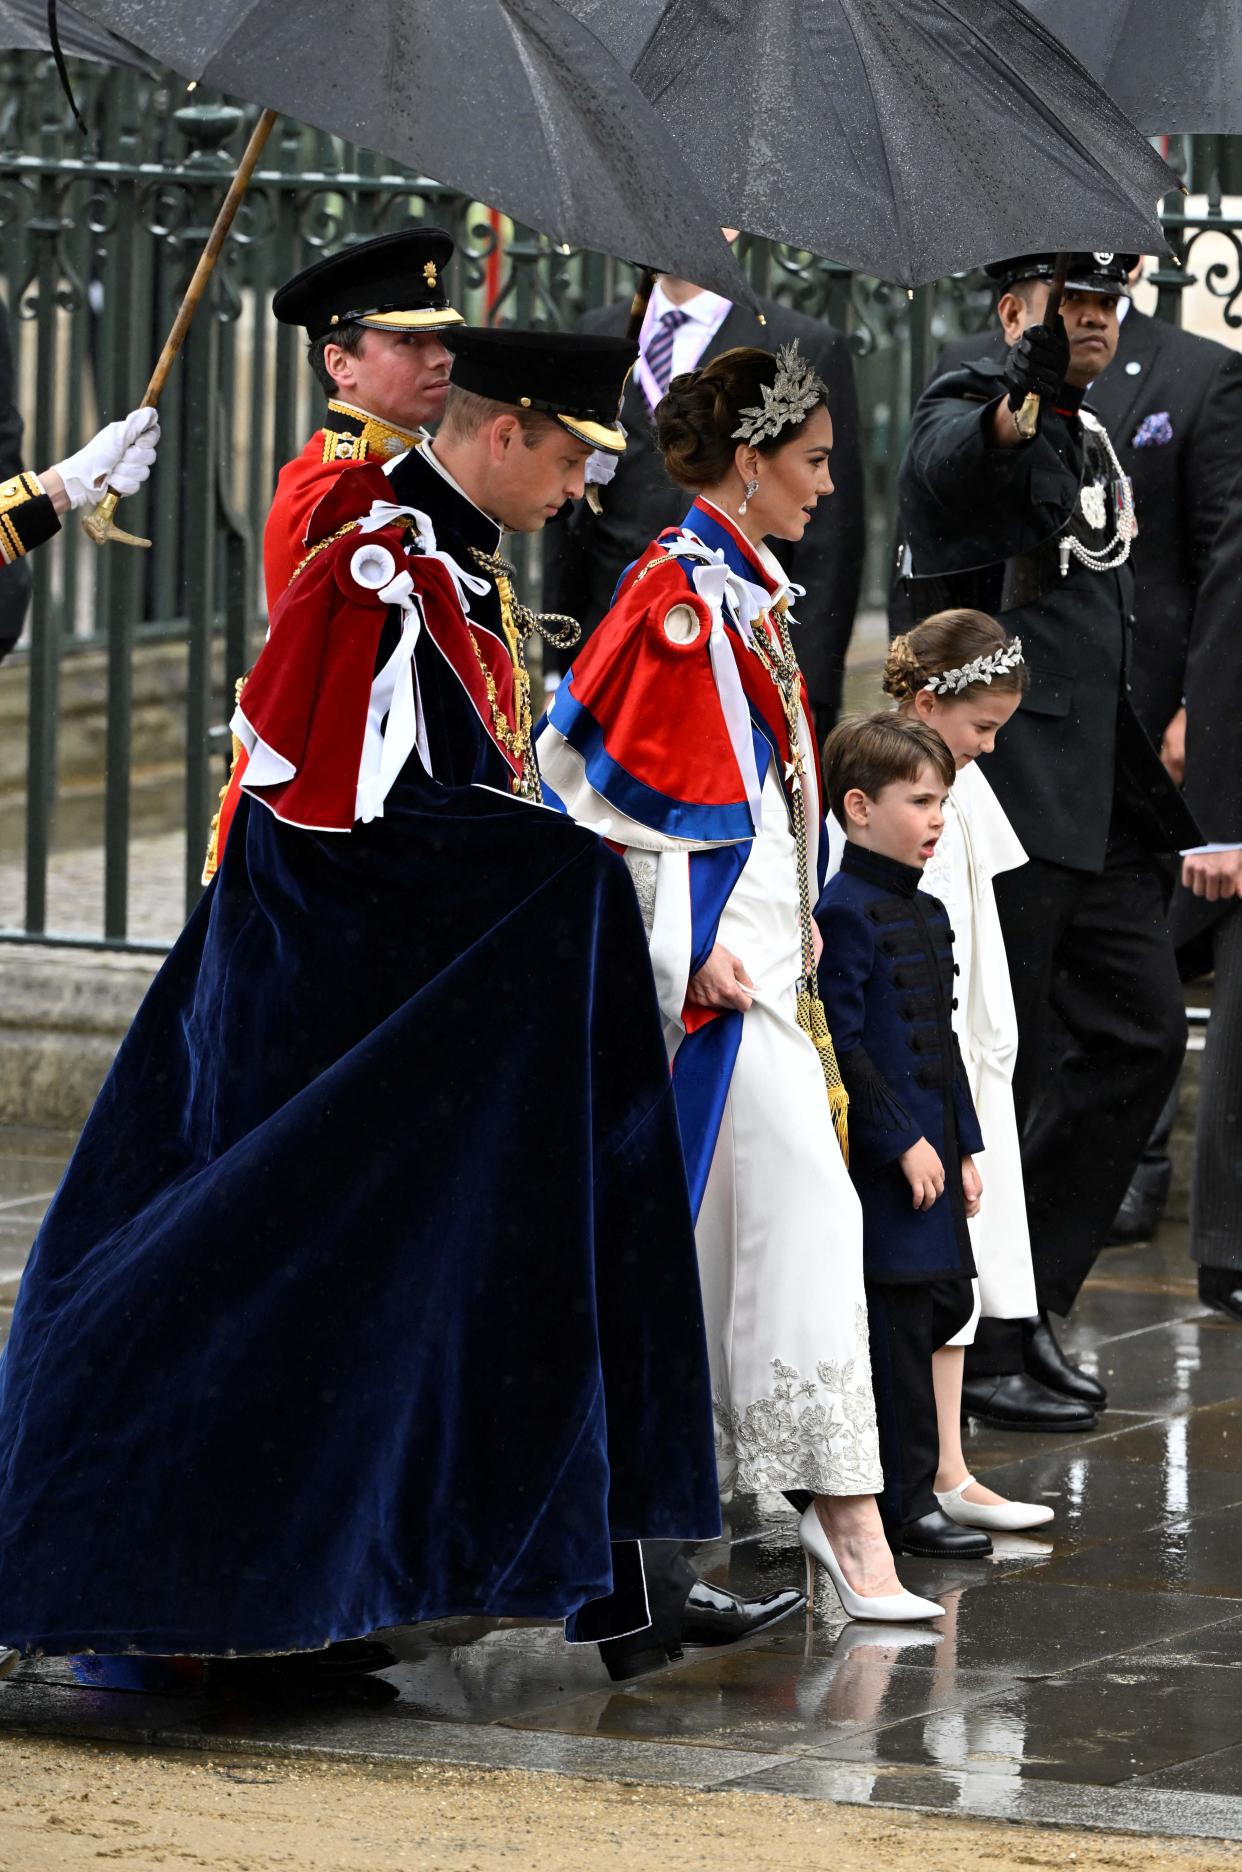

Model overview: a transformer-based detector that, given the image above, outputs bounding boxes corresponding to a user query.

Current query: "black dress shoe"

[1021,1314,1107,1408]
[1105,1182,1165,1245]
[890,1508,992,1559]
[679,1579,804,1647]
[961,1370,1097,1431]
[1199,1264,1242,1321]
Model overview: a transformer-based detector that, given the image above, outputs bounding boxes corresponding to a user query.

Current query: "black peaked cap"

[273,227,463,341]
[985,252,1139,296]
[444,327,636,454]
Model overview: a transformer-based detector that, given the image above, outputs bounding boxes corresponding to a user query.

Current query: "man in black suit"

[1170,483,1242,1322]
[897,253,1201,1433]
[543,271,866,734]
[930,280,1242,1265]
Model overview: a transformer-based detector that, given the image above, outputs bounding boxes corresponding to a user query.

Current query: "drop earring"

[738,478,759,516]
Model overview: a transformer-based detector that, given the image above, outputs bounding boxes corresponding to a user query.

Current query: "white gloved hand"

[51,407,161,511]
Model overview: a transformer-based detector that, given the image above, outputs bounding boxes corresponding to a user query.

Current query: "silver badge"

[1125,360,1142,375]
[1093,251,1115,266]
[1080,481,1108,529]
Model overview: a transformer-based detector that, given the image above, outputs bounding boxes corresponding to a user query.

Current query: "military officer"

[263,226,464,607]
[897,252,1201,1433]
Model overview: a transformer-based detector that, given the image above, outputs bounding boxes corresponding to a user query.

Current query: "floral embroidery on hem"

[714,1306,884,1497]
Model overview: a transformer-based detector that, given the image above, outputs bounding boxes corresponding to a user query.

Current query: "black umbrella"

[0,0,153,67]
[64,0,751,307]
[1025,0,1242,135]
[565,0,1177,284]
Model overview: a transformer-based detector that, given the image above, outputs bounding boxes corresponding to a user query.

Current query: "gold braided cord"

[468,545,582,805]
[749,603,849,1162]
[288,520,362,585]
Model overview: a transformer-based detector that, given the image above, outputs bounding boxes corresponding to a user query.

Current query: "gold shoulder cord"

[749,603,850,1161]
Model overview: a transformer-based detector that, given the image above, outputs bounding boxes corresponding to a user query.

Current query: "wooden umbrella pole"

[1013,249,1072,442]
[84,106,280,547]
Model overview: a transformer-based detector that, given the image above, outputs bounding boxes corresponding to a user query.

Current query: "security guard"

[897,252,1200,1432]
[263,226,464,607]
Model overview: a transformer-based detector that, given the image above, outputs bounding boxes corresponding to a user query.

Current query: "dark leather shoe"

[890,1508,992,1559]
[1199,1264,1242,1321]
[1105,1182,1165,1245]
[961,1370,1097,1431]
[679,1579,805,1647]
[1021,1314,1107,1408]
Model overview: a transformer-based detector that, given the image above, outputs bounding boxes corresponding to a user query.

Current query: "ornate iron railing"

[0,54,1236,951]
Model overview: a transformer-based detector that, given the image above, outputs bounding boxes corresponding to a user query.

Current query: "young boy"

[816,713,990,1561]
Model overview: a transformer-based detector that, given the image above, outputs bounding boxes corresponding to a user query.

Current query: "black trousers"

[867,1277,975,1529]
[1191,903,1242,1273]
[969,833,1185,1377]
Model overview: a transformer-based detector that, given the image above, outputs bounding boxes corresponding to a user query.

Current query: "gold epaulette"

[321,426,369,465]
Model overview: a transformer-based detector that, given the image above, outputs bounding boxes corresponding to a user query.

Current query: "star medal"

[1079,480,1107,530]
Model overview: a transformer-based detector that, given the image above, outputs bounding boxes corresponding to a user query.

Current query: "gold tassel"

[796,988,850,1166]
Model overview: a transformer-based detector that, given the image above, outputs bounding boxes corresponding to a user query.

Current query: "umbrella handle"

[1013,251,1072,442]
[84,106,280,549]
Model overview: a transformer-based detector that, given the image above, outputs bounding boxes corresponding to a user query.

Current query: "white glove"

[51,407,161,510]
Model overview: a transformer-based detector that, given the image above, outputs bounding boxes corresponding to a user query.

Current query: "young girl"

[831,610,1053,1534]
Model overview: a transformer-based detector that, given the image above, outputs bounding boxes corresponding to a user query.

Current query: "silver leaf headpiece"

[731,341,825,445]
[923,636,1025,696]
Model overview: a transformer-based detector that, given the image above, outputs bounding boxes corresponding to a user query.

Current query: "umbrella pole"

[1013,249,1072,441]
[84,106,281,548]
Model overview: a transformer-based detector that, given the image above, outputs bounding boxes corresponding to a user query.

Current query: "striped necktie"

[645,307,691,395]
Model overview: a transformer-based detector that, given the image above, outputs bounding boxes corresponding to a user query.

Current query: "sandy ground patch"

[0,1736,1240,1872]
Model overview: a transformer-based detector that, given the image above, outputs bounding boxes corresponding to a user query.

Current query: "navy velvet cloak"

[0,737,719,1658]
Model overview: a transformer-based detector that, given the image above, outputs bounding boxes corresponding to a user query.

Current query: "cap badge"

[1093,252,1115,266]
[424,260,438,289]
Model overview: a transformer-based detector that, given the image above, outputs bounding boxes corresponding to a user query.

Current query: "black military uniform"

[911,294,1242,1250]
[542,293,866,731]
[897,253,1200,1420]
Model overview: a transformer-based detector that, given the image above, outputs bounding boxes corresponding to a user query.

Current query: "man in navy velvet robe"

[0,330,724,1690]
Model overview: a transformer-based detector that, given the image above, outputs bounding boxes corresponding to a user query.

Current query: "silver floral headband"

[732,341,825,445]
[924,637,1025,695]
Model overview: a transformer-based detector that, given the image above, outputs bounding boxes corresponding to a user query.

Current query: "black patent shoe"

[1021,1314,1107,1408]
[1199,1264,1242,1322]
[890,1508,992,1559]
[961,1370,1097,1432]
[679,1579,804,1647]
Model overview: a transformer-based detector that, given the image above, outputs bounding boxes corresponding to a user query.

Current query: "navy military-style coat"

[816,843,983,1283]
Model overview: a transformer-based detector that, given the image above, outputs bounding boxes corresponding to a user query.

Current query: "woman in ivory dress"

[538,345,940,1621]
[826,610,1053,1533]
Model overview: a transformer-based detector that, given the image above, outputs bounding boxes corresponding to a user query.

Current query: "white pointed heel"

[935,1474,1054,1532]
[798,1506,943,1623]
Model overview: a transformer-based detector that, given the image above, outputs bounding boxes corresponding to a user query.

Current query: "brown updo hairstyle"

[656,346,829,490]
[883,610,1029,706]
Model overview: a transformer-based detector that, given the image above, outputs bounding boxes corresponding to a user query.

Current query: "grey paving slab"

[158,1706,786,1790]
[718,1756,1242,1842]
[505,1644,1012,1758]
[793,1646,1242,1788]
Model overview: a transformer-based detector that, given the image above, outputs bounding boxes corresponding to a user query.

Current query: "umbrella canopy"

[63,0,755,307]
[1025,0,1242,135]
[565,0,1177,284]
[0,0,153,68]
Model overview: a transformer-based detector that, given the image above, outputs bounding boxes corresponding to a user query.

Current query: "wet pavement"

[2,1127,1242,1843]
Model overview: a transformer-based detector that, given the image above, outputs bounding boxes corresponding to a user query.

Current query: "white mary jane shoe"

[935,1474,1054,1532]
